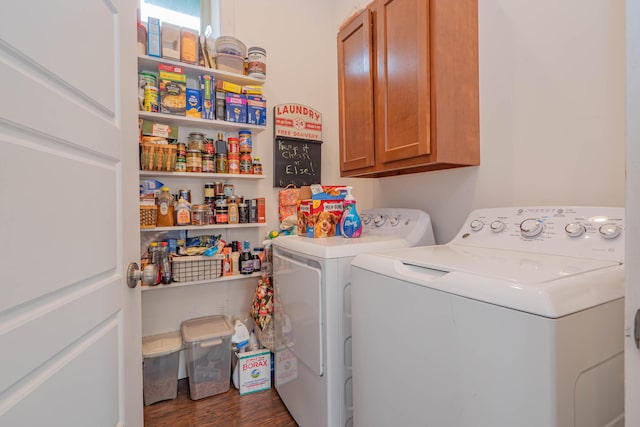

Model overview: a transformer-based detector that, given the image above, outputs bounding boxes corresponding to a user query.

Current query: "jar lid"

[188,132,205,138]
[248,46,266,54]
[253,156,260,161]
[228,137,239,143]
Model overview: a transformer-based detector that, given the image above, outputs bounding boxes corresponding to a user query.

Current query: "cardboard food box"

[236,349,271,395]
[147,17,161,57]
[141,120,179,140]
[310,184,348,200]
[185,88,201,118]
[225,93,247,123]
[298,199,344,238]
[247,95,266,126]
[159,70,186,116]
[199,74,215,120]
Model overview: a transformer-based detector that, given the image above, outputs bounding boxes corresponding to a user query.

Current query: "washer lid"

[352,245,624,318]
[272,234,412,259]
[395,245,620,284]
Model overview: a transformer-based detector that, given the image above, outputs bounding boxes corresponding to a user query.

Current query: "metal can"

[202,154,215,173]
[186,150,202,172]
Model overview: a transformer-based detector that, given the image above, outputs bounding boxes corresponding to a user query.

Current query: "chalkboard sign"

[274,137,322,187]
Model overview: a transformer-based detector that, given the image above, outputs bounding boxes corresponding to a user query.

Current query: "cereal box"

[225,93,247,123]
[247,95,266,126]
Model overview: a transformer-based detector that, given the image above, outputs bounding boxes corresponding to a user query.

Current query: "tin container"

[247,47,267,79]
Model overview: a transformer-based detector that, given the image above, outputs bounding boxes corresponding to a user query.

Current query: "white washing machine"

[272,208,435,427]
[351,206,625,427]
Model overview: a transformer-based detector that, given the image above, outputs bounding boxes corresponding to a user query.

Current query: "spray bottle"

[340,186,362,238]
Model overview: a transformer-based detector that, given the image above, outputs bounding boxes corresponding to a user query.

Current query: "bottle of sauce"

[174,196,192,226]
[160,241,172,284]
[240,241,253,275]
[156,187,175,227]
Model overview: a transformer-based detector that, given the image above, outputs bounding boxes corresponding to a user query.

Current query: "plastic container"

[181,315,234,400]
[142,331,183,405]
[215,53,245,74]
[215,36,247,57]
[247,47,266,79]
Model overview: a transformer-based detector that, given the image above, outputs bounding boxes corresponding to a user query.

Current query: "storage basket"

[171,255,224,282]
[140,205,157,228]
[140,143,177,171]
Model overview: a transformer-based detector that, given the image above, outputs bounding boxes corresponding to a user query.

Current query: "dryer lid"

[394,245,620,284]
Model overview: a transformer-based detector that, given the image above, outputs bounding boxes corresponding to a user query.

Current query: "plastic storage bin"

[181,315,234,400]
[142,331,183,405]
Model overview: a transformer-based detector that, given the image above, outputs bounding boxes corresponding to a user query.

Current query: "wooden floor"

[144,378,298,427]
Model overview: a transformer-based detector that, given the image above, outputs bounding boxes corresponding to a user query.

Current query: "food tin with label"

[247,47,267,79]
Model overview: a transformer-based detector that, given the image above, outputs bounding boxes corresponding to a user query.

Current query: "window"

[140,0,201,31]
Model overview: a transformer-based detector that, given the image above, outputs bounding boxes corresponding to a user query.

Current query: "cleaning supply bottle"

[340,186,362,238]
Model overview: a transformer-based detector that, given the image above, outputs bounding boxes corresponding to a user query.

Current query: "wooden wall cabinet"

[337,0,479,178]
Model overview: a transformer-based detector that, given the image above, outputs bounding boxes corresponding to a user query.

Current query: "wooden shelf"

[141,272,263,292]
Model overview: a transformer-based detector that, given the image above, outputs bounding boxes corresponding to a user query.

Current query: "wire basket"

[171,255,224,283]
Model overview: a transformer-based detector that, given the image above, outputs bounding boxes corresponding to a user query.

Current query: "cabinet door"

[375,0,431,163]
[338,9,376,172]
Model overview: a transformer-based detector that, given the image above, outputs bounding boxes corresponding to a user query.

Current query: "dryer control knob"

[362,215,372,225]
[599,224,621,239]
[520,218,544,238]
[470,219,484,231]
[564,223,586,237]
[389,216,400,226]
[374,215,386,227]
[490,220,506,233]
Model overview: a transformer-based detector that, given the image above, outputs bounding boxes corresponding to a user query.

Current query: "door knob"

[127,262,157,288]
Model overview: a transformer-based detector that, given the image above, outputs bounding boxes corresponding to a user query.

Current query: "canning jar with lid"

[187,132,205,152]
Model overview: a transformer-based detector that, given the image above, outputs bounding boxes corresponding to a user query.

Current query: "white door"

[0,1,142,425]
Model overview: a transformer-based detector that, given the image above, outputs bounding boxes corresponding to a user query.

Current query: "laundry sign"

[274,103,322,141]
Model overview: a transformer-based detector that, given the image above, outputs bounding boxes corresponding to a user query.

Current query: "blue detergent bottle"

[340,186,362,238]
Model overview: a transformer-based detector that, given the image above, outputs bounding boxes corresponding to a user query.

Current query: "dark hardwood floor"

[144,378,298,427]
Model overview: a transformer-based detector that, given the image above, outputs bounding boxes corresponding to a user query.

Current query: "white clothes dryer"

[350,206,625,427]
[272,208,435,427]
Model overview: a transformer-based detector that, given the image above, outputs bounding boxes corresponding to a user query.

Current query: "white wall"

[223,0,625,245]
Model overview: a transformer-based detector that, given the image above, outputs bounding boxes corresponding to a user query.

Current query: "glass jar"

[252,156,262,175]
[228,152,240,174]
[240,152,252,174]
[228,137,239,154]
[186,150,202,172]
[187,132,205,152]
[202,153,214,173]
[238,202,248,223]
[215,153,228,174]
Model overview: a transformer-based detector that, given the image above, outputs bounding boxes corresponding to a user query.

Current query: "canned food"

[247,47,267,79]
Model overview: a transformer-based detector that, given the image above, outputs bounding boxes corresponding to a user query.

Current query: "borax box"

[237,349,271,395]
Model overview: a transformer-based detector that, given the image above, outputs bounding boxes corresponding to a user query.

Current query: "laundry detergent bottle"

[340,186,362,238]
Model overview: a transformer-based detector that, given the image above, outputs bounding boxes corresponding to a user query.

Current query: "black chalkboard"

[274,137,322,187]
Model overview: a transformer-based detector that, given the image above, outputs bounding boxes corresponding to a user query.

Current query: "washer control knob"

[362,215,372,225]
[490,220,506,233]
[374,215,386,227]
[470,219,484,231]
[389,216,400,226]
[564,223,586,237]
[599,224,621,239]
[520,218,544,238]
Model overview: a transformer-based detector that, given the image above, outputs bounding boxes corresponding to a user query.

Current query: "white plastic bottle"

[340,186,362,238]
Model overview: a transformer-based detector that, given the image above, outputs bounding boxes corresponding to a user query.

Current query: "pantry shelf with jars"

[137,45,268,292]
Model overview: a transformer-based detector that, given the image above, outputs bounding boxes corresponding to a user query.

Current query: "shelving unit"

[141,223,266,232]
[140,272,263,292]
